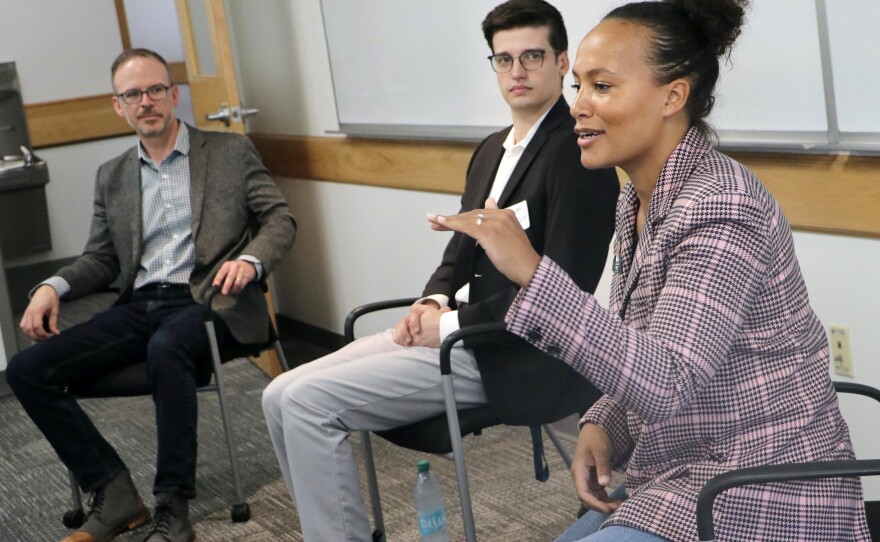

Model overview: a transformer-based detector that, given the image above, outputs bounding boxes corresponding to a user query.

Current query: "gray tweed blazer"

[55,124,296,343]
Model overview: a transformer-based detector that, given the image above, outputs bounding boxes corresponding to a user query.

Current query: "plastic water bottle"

[413,459,449,541]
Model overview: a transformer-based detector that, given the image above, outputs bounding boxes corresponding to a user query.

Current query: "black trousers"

[6,285,236,498]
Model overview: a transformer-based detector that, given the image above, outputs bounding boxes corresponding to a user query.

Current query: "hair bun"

[665,0,749,57]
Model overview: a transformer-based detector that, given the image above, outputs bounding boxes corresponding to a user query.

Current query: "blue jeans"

[555,485,670,542]
[6,285,235,498]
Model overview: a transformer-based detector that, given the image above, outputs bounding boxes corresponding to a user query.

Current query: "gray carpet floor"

[0,356,598,541]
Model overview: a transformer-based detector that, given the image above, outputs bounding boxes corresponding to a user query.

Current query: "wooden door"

[176,0,283,377]
[175,0,253,134]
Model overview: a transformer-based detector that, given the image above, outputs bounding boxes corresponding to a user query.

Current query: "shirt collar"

[137,120,190,164]
[502,104,554,153]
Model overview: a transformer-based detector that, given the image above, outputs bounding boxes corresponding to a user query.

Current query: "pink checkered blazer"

[506,128,870,541]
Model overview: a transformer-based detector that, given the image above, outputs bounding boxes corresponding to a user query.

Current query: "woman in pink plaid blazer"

[430,1,871,540]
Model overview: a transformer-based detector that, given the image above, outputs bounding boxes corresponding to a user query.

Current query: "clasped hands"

[391,300,449,348]
[427,198,541,289]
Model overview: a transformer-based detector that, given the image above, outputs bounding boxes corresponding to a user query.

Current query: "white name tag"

[506,199,531,230]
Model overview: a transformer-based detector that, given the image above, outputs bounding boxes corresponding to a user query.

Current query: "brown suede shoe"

[61,469,150,542]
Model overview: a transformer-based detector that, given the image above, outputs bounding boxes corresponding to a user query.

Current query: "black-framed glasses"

[116,84,172,105]
[487,49,560,73]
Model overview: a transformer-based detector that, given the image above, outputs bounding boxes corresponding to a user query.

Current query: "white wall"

[0,2,137,371]
[794,231,880,497]
[0,1,121,102]
[226,0,460,335]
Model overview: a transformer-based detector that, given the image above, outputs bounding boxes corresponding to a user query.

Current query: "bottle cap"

[417,459,430,472]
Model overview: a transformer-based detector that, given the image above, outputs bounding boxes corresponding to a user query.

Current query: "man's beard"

[127,108,170,137]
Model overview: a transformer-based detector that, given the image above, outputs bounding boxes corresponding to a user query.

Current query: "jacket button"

[547,345,561,356]
[526,329,542,343]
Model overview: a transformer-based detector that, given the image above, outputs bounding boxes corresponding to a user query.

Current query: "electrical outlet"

[829,325,854,378]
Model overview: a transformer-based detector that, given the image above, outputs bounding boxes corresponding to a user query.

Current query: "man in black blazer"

[7,49,294,542]
[261,1,618,540]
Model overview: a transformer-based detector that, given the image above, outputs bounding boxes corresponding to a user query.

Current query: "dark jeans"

[5,285,236,498]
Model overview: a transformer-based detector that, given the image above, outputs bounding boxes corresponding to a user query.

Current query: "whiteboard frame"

[321,0,880,155]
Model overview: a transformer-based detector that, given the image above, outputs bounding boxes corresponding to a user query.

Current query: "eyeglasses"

[487,49,559,73]
[115,84,172,105]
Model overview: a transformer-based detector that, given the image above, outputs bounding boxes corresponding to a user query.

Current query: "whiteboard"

[322,0,619,138]
[321,0,875,151]
[825,0,880,135]
[709,0,827,133]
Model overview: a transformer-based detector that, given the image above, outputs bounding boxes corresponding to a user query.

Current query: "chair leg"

[361,431,387,541]
[204,321,250,523]
[63,469,86,528]
[543,424,573,469]
[273,340,291,372]
[442,374,477,542]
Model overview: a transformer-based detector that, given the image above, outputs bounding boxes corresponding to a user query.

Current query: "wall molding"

[24,63,188,149]
[25,94,133,149]
[250,134,476,195]
[250,134,880,239]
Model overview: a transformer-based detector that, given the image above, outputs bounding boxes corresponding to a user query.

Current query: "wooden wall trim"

[251,134,880,238]
[726,152,880,238]
[25,94,133,149]
[23,62,187,149]
[250,134,476,195]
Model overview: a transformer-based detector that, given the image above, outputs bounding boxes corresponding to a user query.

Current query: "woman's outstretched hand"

[427,198,541,288]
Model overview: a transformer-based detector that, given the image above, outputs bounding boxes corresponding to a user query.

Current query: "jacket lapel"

[616,127,713,319]
[188,127,208,239]
[496,97,567,207]
[119,149,143,268]
[472,135,505,208]
[612,184,639,318]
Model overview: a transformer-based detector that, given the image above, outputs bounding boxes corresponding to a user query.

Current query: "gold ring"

[476,213,485,226]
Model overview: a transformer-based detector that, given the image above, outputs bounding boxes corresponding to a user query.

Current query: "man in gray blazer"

[6,48,295,542]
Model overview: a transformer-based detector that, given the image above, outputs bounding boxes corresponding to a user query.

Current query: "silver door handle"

[206,104,231,127]
[206,104,258,126]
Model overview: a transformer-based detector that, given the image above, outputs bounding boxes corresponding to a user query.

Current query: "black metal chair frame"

[61,286,289,527]
[696,381,880,541]
[345,298,576,542]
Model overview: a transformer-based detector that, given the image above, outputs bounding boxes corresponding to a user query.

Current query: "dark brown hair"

[482,0,568,53]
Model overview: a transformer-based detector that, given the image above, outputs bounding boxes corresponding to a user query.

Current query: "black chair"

[697,382,880,542]
[345,298,594,542]
[61,286,289,527]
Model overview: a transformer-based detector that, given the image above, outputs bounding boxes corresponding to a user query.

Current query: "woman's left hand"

[428,198,541,288]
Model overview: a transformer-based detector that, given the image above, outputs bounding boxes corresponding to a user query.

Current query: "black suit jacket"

[423,97,619,424]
